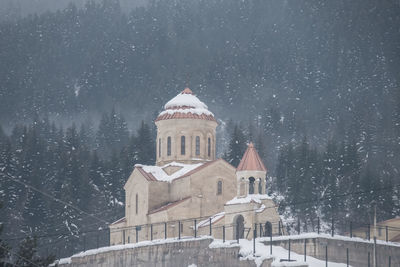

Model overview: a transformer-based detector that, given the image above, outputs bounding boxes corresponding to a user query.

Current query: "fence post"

[368,252,370,267]
[346,248,349,267]
[108,227,110,246]
[325,245,328,267]
[136,227,138,243]
[389,256,391,267]
[350,221,353,238]
[151,224,153,241]
[367,224,370,241]
[223,226,225,243]
[270,233,272,255]
[278,221,281,236]
[194,220,197,238]
[374,237,377,267]
[304,239,306,262]
[386,226,388,242]
[317,217,320,235]
[297,217,300,235]
[178,221,181,240]
[209,218,212,236]
[97,234,99,248]
[331,217,334,237]
[253,229,256,256]
[165,222,167,239]
[288,239,291,261]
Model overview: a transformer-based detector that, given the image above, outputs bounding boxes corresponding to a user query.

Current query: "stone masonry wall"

[56,238,272,267]
[263,236,400,267]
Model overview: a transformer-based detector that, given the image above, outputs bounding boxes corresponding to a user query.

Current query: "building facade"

[109,88,281,244]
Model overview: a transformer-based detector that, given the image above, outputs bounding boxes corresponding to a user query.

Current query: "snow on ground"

[210,238,350,267]
[257,232,400,248]
[51,234,367,266]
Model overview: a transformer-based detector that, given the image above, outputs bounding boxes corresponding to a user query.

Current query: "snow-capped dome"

[155,88,216,122]
[164,87,208,110]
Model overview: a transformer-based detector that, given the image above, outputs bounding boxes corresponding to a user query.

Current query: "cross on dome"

[181,87,193,94]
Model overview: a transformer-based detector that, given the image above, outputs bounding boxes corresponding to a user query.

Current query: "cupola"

[155,88,217,166]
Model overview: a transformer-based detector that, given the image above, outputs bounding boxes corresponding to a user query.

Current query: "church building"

[109,88,281,244]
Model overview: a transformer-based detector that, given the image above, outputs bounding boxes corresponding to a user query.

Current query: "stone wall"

[56,238,272,267]
[263,236,400,267]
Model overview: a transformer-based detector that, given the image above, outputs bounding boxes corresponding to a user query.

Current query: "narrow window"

[258,179,262,194]
[207,137,211,157]
[158,138,161,157]
[217,180,222,195]
[195,136,200,156]
[181,136,185,155]
[249,177,255,194]
[167,136,171,156]
[135,194,138,214]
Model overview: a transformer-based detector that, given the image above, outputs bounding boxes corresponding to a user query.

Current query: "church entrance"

[234,215,244,240]
[264,221,272,237]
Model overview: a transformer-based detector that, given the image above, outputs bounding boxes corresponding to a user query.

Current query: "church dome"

[155,88,216,122]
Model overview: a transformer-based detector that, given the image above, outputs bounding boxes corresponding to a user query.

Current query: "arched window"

[181,136,185,155]
[158,138,161,157]
[249,177,255,194]
[135,194,138,215]
[217,180,222,195]
[195,136,200,156]
[207,137,211,157]
[258,179,262,194]
[167,137,171,156]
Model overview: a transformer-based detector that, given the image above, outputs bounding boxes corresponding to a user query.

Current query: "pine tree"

[225,125,247,167]
[135,121,155,165]
[15,236,54,267]
[0,202,11,267]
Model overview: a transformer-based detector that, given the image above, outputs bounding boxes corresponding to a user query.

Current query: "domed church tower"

[155,88,217,166]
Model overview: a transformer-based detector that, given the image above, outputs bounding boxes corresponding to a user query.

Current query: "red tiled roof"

[237,142,267,172]
[155,112,216,122]
[148,197,191,215]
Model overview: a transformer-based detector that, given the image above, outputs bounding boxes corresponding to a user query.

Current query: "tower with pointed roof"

[236,142,267,197]
[155,88,217,166]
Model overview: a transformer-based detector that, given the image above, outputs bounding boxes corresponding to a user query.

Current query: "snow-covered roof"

[135,161,204,182]
[225,194,272,205]
[110,217,126,226]
[155,88,216,122]
[164,88,208,110]
[148,197,191,215]
[197,212,225,229]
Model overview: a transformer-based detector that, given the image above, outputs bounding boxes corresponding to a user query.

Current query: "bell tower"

[235,143,267,196]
